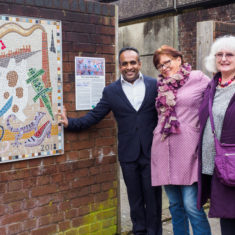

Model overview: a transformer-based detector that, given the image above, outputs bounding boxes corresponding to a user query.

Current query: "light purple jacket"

[151,70,210,186]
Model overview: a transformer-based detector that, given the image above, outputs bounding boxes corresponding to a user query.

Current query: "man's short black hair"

[119,47,140,64]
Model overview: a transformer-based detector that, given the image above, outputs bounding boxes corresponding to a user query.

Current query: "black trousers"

[220,218,235,235]
[120,154,162,235]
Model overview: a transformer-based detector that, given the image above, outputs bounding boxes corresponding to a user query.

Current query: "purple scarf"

[156,63,192,140]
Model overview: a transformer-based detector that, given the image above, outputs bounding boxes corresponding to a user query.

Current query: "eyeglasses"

[215,52,234,61]
[157,60,171,71]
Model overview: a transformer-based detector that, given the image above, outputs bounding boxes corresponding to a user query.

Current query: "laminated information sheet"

[75,57,105,110]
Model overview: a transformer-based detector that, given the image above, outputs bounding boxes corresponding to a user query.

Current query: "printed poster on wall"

[75,57,105,110]
[0,15,64,163]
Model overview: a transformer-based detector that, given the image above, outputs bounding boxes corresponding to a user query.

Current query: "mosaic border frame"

[0,14,64,163]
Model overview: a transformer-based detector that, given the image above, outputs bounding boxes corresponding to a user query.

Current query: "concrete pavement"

[120,177,221,235]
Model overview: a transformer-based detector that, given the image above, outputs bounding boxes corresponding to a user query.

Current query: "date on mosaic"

[41,144,57,151]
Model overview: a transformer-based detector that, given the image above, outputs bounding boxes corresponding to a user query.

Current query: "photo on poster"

[75,57,105,110]
[0,15,63,163]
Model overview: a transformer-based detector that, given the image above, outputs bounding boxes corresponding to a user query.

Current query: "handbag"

[208,93,235,187]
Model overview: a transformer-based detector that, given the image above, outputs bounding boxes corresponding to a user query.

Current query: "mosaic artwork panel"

[0,15,63,163]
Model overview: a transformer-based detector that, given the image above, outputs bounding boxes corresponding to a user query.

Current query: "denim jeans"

[164,183,211,235]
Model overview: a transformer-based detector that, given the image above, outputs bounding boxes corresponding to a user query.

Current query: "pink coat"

[151,70,210,186]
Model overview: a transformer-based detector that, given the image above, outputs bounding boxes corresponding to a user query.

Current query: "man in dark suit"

[60,47,162,235]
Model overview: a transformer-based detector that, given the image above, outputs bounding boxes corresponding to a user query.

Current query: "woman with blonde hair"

[198,35,235,235]
[151,45,211,235]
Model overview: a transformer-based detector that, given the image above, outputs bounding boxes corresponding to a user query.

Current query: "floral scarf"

[156,63,192,141]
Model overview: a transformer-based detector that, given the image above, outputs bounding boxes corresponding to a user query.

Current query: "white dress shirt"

[121,72,146,111]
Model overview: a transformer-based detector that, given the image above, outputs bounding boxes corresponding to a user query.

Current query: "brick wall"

[178,2,235,69]
[0,1,117,235]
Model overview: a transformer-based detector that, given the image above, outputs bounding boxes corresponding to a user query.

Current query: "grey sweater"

[202,82,235,175]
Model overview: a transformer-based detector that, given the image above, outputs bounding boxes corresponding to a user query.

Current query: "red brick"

[13,161,28,169]
[66,32,89,42]
[8,181,22,191]
[59,201,71,211]
[8,222,22,235]
[67,151,79,161]
[101,163,116,173]
[23,219,36,231]
[0,183,6,193]
[37,195,55,207]
[3,191,28,204]
[89,166,100,175]
[0,227,6,235]
[71,195,93,208]
[58,182,71,192]
[1,212,28,225]
[78,131,90,141]
[102,182,113,191]
[96,45,115,54]
[78,149,93,160]
[33,205,57,217]
[42,156,55,165]
[8,201,22,213]
[17,232,28,235]
[106,63,116,73]
[39,215,50,226]
[95,136,116,146]
[95,119,115,128]
[71,140,93,150]
[31,225,57,235]
[63,83,73,92]
[63,61,74,72]
[71,168,89,177]
[28,159,42,167]
[31,184,57,197]
[55,154,67,163]
[64,131,78,141]
[73,43,96,53]
[59,220,71,231]
[23,178,37,189]
[65,208,77,219]
[30,167,43,177]
[63,22,95,33]
[96,25,115,35]
[41,165,57,175]
[23,198,37,210]
[6,169,30,181]
[96,172,116,184]
[91,184,101,194]
[78,205,90,216]
[51,173,63,183]
[36,175,50,185]
[95,192,109,202]
[0,205,6,216]
[98,128,115,137]
[63,92,75,103]
[71,217,83,227]
[51,212,64,223]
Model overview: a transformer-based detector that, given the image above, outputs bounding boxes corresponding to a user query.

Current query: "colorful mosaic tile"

[0,15,64,163]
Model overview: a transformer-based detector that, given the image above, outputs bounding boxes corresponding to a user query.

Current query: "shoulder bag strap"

[208,92,221,147]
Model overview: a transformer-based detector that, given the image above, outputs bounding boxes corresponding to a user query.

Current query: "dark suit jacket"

[68,75,158,162]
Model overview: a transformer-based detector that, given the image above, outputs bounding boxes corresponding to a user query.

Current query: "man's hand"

[59,106,69,128]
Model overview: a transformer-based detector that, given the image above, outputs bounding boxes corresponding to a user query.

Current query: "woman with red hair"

[151,45,211,235]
